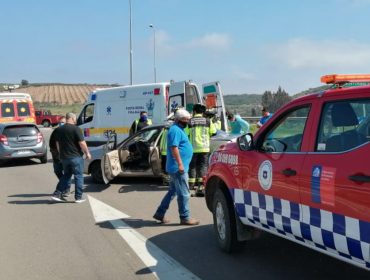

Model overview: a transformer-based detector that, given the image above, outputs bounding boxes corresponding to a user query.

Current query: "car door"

[240,102,314,238]
[101,133,123,184]
[299,93,370,266]
[149,128,165,176]
[202,82,228,133]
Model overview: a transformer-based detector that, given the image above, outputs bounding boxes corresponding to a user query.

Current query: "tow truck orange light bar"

[321,74,370,84]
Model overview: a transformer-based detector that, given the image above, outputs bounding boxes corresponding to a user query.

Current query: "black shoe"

[62,190,71,197]
[51,194,67,202]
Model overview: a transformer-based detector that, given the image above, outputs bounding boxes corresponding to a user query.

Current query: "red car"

[204,74,370,271]
[35,110,64,127]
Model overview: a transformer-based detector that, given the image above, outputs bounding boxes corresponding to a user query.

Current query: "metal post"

[150,24,156,83]
[129,0,133,85]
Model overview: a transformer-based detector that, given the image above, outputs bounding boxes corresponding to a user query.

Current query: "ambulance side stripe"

[232,189,370,268]
[81,127,131,135]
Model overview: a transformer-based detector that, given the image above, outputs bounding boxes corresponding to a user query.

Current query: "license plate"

[18,150,30,154]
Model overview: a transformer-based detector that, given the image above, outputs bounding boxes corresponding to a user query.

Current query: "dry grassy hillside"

[12,85,111,105]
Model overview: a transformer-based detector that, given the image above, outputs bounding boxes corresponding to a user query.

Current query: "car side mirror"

[237,133,253,151]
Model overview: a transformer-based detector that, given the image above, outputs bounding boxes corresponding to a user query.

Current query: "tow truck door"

[168,81,186,115]
[101,133,122,184]
[202,82,228,133]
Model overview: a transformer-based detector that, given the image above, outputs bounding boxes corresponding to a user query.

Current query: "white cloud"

[267,38,370,70]
[186,33,232,51]
[147,31,232,57]
[340,0,370,8]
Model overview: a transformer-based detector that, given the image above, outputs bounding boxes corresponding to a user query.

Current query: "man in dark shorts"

[51,113,91,203]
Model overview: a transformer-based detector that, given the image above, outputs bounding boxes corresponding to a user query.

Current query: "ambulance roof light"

[91,94,97,101]
[321,74,370,84]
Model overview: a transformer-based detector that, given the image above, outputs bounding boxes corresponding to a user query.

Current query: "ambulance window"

[1,103,15,118]
[316,100,370,152]
[260,106,310,153]
[78,104,94,124]
[185,86,199,113]
[17,102,31,117]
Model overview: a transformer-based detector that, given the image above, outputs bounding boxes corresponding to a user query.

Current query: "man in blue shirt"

[228,113,250,135]
[257,107,273,129]
[153,109,200,226]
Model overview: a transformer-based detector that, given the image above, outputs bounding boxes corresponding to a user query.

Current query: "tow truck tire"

[42,120,51,127]
[212,188,246,253]
[91,161,104,184]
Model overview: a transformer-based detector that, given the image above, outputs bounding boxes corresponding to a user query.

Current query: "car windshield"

[3,125,39,137]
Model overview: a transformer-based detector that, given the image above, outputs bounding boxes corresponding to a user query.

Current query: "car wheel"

[40,154,47,164]
[212,188,246,253]
[42,120,51,127]
[91,161,104,184]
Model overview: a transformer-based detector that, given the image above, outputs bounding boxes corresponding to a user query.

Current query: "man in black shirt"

[129,111,152,136]
[51,113,91,203]
[49,116,71,196]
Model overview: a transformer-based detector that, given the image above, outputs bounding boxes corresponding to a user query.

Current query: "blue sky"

[1,0,369,95]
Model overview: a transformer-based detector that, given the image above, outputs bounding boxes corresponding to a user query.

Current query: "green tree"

[261,90,273,108]
[21,79,29,86]
[271,86,292,112]
[251,108,257,116]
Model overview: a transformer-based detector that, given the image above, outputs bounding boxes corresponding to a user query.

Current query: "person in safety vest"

[129,111,152,136]
[160,106,185,185]
[186,103,217,196]
[205,108,221,130]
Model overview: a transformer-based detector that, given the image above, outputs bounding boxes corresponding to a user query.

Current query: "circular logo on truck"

[258,160,273,190]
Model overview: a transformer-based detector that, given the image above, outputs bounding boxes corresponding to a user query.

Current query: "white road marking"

[88,195,201,280]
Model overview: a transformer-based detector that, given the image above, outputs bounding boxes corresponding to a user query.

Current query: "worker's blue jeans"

[155,172,191,221]
[53,157,84,200]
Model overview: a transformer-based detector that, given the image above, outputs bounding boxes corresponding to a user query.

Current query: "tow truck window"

[316,100,370,152]
[260,106,310,153]
[1,103,15,118]
[17,102,31,117]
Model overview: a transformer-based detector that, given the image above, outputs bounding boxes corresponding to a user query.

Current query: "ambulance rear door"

[202,81,228,133]
[168,81,186,115]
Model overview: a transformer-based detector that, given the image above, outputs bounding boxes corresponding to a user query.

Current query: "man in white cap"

[153,109,200,225]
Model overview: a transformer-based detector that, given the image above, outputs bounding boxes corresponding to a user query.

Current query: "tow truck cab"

[205,74,370,271]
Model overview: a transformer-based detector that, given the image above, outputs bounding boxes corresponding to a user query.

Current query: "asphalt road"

[0,127,369,280]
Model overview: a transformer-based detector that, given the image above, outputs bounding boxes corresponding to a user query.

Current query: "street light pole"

[129,0,133,85]
[149,24,156,83]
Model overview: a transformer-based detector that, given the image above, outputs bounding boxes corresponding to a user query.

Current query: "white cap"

[175,109,190,120]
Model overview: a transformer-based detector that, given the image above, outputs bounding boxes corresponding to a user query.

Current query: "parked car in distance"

[84,123,237,184]
[35,110,64,127]
[0,122,47,165]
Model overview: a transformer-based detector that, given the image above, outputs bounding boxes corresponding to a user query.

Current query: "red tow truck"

[35,110,64,127]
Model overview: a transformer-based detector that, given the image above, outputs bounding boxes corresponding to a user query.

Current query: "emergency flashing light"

[154,88,160,95]
[91,94,97,100]
[321,74,370,84]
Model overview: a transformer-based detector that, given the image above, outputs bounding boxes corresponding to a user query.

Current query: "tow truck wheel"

[212,188,246,253]
[91,161,104,184]
[42,120,50,127]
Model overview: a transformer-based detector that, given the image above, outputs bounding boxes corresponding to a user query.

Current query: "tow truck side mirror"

[237,133,253,151]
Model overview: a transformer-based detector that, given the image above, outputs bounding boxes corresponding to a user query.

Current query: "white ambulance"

[77,80,228,146]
